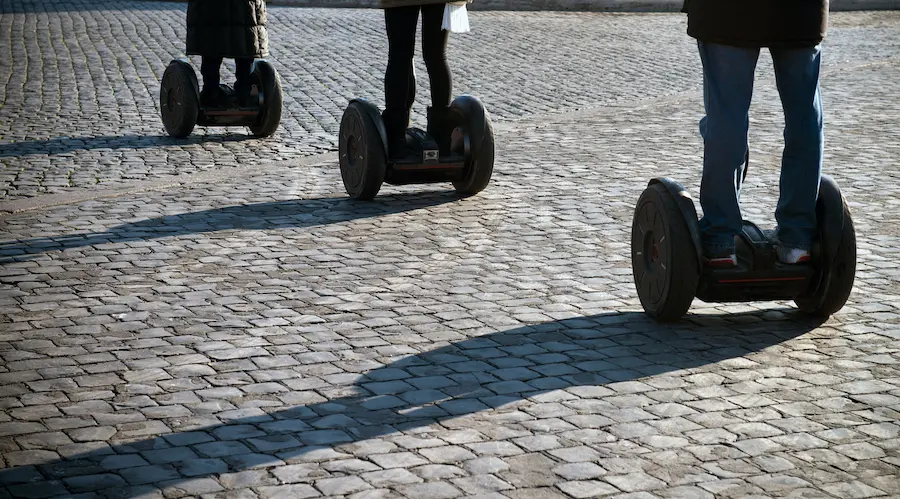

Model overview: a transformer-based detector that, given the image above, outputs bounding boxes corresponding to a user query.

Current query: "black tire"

[795,201,856,317]
[249,60,282,138]
[631,183,700,321]
[450,97,495,196]
[339,101,386,200]
[160,60,199,138]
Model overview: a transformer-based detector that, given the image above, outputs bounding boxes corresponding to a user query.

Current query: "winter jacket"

[683,0,828,48]
[186,0,269,58]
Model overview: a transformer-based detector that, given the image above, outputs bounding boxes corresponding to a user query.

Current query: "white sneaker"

[777,246,811,264]
[705,254,737,267]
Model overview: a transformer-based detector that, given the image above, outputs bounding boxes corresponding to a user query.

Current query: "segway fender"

[170,58,199,96]
[450,95,487,144]
[817,175,846,267]
[648,178,704,269]
[349,98,388,156]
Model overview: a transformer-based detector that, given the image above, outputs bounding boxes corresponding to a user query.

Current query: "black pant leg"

[421,4,451,108]
[384,6,420,113]
[200,55,224,91]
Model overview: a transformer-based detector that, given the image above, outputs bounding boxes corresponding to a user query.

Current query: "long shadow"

[0,192,460,264]
[0,311,823,497]
[0,0,180,14]
[0,134,256,159]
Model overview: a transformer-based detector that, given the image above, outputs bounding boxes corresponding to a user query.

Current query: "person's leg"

[770,45,824,263]
[421,4,451,108]
[384,6,419,158]
[234,57,254,106]
[199,55,224,106]
[421,3,453,153]
[697,41,760,265]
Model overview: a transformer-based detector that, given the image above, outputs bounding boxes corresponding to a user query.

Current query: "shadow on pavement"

[0,191,461,264]
[0,310,823,497]
[0,0,180,14]
[0,134,257,159]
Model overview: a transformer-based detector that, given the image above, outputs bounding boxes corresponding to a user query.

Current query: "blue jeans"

[697,42,824,256]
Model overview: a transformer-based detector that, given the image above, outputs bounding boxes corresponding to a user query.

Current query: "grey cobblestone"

[256,484,320,499]
[1,4,899,499]
[396,482,463,498]
[6,480,70,498]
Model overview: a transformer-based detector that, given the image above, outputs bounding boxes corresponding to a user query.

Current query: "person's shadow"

[0,1,178,14]
[0,134,256,159]
[0,191,461,264]
[0,310,823,497]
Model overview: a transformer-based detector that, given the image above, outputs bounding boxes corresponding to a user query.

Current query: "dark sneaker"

[200,86,224,108]
[234,81,253,108]
[427,105,452,156]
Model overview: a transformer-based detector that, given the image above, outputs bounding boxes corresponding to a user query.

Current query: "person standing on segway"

[683,0,828,267]
[380,0,472,159]
[186,0,269,108]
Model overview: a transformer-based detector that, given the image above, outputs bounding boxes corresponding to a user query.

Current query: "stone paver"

[2,2,900,200]
[1,2,899,499]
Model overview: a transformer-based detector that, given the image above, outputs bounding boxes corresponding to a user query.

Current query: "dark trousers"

[384,5,451,114]
[200,56,253,92]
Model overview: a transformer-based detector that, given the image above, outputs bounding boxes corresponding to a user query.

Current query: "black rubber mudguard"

[450,95,487,145]
[349,98,388,156]
[648,178,704,270]
[817,175,846,268]
[172,58,199,97]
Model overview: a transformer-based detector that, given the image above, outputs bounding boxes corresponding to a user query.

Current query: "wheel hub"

[642,229,661,270]
[634,202,669,305]
[340,113,364,188]
[167,86,179,111]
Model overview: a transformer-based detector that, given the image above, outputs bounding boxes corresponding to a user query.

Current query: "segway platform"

[197,85,261,127]
[696,221,817,302]
[631,176,856,322]
[159,59,283,138]
[338,96,495,200]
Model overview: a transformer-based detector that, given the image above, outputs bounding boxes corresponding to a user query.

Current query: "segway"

[159,59,282,138]
[337,96,495,200]
[631,175,856,322]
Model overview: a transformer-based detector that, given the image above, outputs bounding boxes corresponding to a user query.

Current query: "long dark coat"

[683,0,828,48]
[186,0,269,58]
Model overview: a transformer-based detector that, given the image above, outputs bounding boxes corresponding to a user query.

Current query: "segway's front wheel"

[160,60,199,138]
[249,60,283,138]
[449,95,494,197]
[795,179,857,317]
[632,183,700,321]
[339,100,386,200]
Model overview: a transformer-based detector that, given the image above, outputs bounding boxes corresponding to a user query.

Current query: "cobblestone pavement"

[1,1,900,199]
[2,3,900,499]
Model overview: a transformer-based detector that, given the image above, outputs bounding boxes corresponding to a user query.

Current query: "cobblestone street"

[1,1,900,498]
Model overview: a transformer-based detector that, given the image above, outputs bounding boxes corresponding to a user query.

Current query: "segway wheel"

[449,96,495,197]
[249,60,283,138]
[339,101,386,200]
[632,183,700,321]
[795,191,857,317]
[160,60,199,138]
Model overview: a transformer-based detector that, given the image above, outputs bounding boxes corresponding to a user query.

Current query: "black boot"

[234,79,252,108]
[200,85,226,108]
[382,108,415,160]
[200,56,224,108]
[234,58,254,108]
[427,105,452,156]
